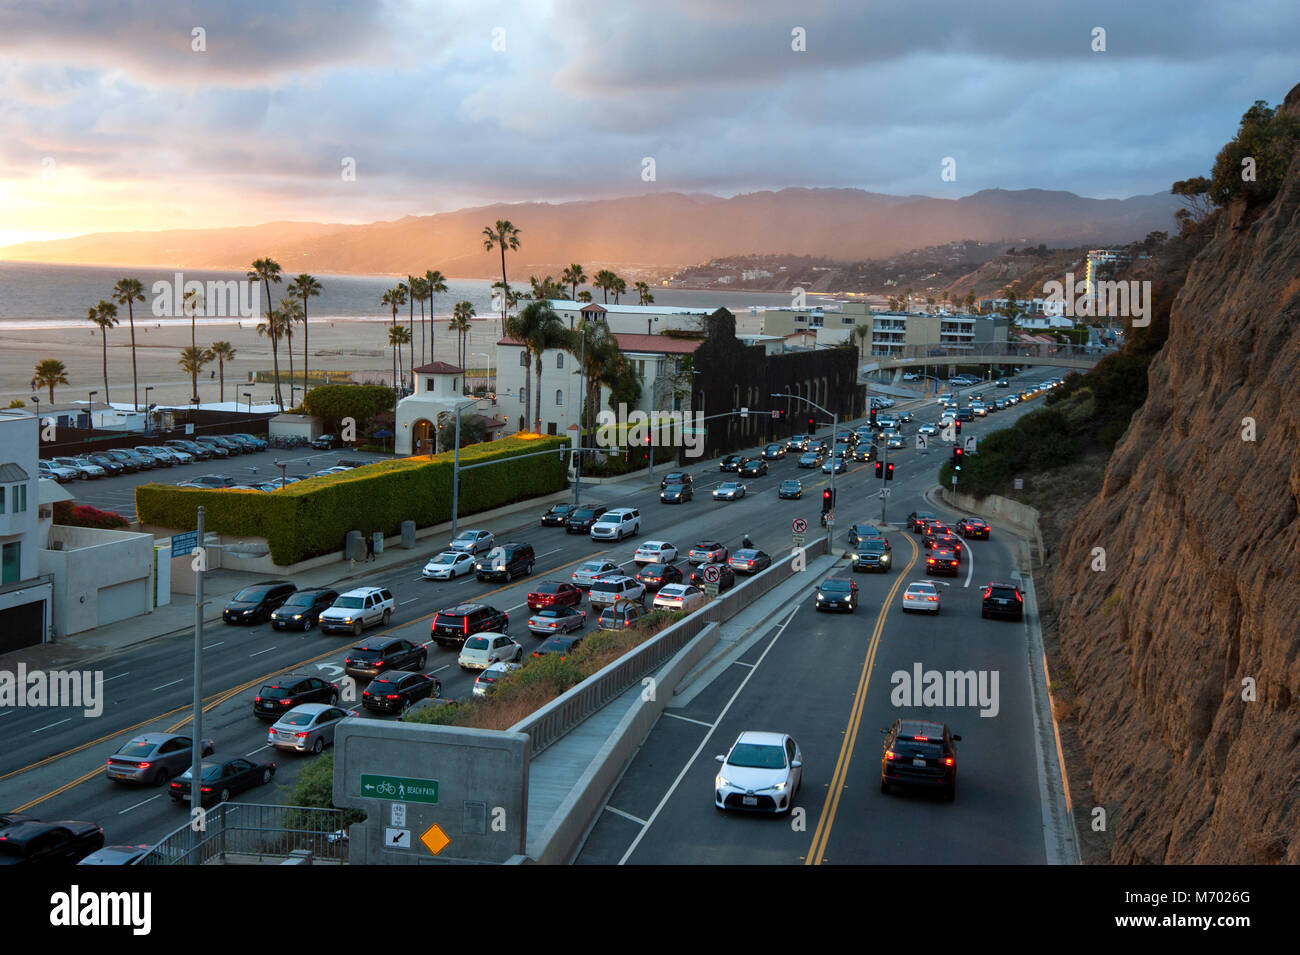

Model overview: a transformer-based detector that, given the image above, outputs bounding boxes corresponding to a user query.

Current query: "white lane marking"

[152,679,183,691]
[400,598,419,605]
[617,605,800,865]
[732,661,755,669]
[964,538,975,588]
[427,664,451,674]
[249,646,278,657]
[119,794,164,814]
[605,805,648,826]
[0,710,12,718]
[244,745,270,756]
[32,718,71,733]
[534,549,561,560]
[102,672,130,683]
[662,712,714,728]
[202,641,225,650]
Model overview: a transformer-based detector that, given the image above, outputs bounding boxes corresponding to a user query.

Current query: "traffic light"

[869,407,877,426]
[886,461,895,481]
[874,461,883,479]
[808,416,815,433]
[954,419,962,434]
[821,489,833,512]
[953,447,964,471]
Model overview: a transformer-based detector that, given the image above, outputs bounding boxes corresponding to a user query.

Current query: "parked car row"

[41,435,270,481]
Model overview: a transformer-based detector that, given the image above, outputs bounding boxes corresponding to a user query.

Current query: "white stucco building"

[0,410,49,652]
[394,361,506,455]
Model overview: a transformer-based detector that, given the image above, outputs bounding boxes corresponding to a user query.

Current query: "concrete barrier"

[938,486,1044,565]
[528,623,722,865]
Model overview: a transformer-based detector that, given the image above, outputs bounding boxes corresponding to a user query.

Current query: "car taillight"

[280,698,292,705]
[943,757,955,766]
[295,731,309,739]
[983,587,993,598]
[885,750,895,760]
[201,787,212,793]
[914,736,929,741]
[927,558,935,564]
[927,595,938,601]
[386,694,399,700]
[136,761,151,769]
[548,622,557,628]
[1015,591,1023,602]
[254,696,262,703]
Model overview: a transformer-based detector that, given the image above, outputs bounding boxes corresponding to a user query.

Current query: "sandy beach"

[2,315,507,408]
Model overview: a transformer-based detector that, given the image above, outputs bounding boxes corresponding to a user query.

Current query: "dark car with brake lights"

[253,672,339,720]
[169,757,276,807]
[958,517,991,539]
[344,636,426,677]
[430,603,509,648]
[105,733,215,785]
[635,563,682,591]
[0,821,104,865]
[689,562,735,591]
[271,588,339,630]
[527,580,582,611]
[907,510,937,533]
[527,605,587,635]
[361,670,441,713]
[728,549,772,574]
[926,546,960,576]
[880,718,960,800]
[223,581,296,624]
[982,582,1024,620]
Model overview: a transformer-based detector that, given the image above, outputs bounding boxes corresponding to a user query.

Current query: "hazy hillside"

[0,188,1180,277]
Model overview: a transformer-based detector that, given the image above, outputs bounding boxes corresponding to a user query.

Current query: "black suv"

[361,670,441,713]
[431,603,510,648]
[475,543,535,582]
[270,588,340,631]
[223,581,297,624]
[541,503,577,526]
[880,718,960,800]
[253,673,339,720]
[846,523,885,548]
[565,505,607,534]
[851,538,892,572]
[907,510,937,533]
[982,582,1024,620]
[344,636,427,679]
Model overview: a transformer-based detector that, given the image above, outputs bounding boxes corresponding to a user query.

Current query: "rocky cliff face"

[1050,84,1300,864]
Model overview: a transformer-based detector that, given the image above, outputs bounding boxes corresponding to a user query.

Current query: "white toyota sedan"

[902,580,942,614]
[714,731,802,814]
[633,541,678,565]
[422,551,476,580]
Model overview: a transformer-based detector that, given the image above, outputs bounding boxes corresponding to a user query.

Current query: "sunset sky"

[0,0,1296,246]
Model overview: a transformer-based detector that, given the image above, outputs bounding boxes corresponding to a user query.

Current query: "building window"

[1,541,18,584]
[555,390,563,406]
[519,352,528,366]
[556,354,564,370]
[11,483,26,513]
[426,379,435,392]
[520,389,527,404]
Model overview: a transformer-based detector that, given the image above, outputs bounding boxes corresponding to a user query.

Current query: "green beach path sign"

[361,773,439,804]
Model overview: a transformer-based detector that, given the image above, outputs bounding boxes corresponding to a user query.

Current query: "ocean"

[0,260,822,329]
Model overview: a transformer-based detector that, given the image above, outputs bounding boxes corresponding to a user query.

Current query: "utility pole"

[880,441,889,525]
[574,325,585,507]
[190,507,205,833]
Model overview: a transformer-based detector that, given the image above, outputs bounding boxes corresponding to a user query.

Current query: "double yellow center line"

[804,534,918,865]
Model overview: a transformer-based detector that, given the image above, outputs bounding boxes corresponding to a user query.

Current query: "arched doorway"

[412,418,434,455]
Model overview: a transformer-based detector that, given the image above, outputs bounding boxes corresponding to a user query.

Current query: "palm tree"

[86,300,118,404]
[592,269,617,303]
[577,290,593,303]
[182,286,204,402]
[179,346,213,402]
[278,295,304,401]
[256,306,292,411]
[247,258,284,406]
[387,324,411,392]
[612,277,627,304]
[562,264,587,301]
[527,303,566,432]
[449,301,474,374]
[403,277,418,384]
[408,276,429,371]
[854,323,871,358]
[210,341,236,402]
[287,274,322,393]
[964,291,976,314]
[634,281,654,306]
[424,269,448,364]
[112,277,145,410]
[33,359,69,402]
[505,300,548,431]
[481,219,521,337]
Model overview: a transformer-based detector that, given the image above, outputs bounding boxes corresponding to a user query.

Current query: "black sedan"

[760,443,786,461]
[659,471,693,490]
[926,547,961,576]
[311,433,341,449]
[361,670,442,714]
[739,459,768,478]
[718,454,749,472]
[86,453,126,475]
[815,577,858,612]
[958,517,991,539]
[541,503,577,526]
[0,820,104,865]
[169,757,276,807]
[271,588,340,630]
[689,562,736,592]
[223,581,297,624]
[253,673,340,720]
[636,563,683,591]
[907,511,937,533]
[728,549,772,574]
[531,633,585,659]
[105,732,216,785]
[778,480,802,499]
[660,482,693,503]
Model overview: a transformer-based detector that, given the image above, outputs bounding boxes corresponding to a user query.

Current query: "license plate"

[912,758,927,767]
[742,796,758,806]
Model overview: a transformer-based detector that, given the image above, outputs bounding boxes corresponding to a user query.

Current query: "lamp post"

[31,395,40,424]
[87,390,98,431]
[573,325,586,507]
[450,396,488,538]
[773,392,837,546]
[144,386,153,432]
[278,461,287,490]
[243,391,253,416]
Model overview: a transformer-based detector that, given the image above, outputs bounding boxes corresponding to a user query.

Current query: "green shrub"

[136,435,566,565]
[282,753,366,825]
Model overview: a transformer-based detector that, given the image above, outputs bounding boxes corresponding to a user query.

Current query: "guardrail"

[510,533,829,757]
[866,341,1115,367]
[136,803,346,865]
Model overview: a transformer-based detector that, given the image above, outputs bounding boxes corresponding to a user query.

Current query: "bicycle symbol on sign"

[376,781,397,796]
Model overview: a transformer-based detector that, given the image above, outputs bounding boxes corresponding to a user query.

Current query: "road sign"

[951,475,958,487]
[171,530,198,555]
[771,409,779,419]
[826,510,834,523]
[384,828,411,849]
[740,407,749,418]
[878,488,890,498]
[963,435,977,453]
[915,434,929,450]
[390,803,406,827]
[703,565,722,583]
[792,533,806,547]
[703,582,721,597]
[420,823,451,856]
[792,518,808,534]
[1014,478,1024,490]
[360,773,439,804]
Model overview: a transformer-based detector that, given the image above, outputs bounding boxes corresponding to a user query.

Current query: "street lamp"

[772,392,838,544]
[243,391,253,415]
[30,395,39,423]
[144,386,154,432]
[450,396,490,538]
[87,390,98,431]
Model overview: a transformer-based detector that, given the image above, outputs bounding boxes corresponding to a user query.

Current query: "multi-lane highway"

[2,369,1063,856]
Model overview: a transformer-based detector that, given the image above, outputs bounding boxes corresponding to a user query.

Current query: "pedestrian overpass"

[859,341,1110,378]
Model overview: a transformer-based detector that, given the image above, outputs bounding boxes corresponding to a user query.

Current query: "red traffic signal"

[954,419,962,434]
[874,461,883,478]
[808,416,815,432]
[885,462,895,481]
[821,488,833,512]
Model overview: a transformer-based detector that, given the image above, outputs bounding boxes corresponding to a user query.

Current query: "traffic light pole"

[773,392,836,548]
[880,441,889,525]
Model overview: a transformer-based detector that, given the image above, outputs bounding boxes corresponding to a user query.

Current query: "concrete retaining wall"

[938,486,1044,565]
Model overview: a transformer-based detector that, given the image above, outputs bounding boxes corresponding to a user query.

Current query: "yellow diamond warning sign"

[421,823,451,856]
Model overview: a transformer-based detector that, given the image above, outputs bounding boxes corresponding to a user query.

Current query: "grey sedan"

[267,703,351,754]
[105,733,215,785]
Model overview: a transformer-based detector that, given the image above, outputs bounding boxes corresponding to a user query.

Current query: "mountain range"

[0,188,1181,277]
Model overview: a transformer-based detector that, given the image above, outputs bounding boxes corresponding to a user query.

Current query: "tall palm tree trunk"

[127,303,139,410]
[218,360,225,403]
[287,326,296,403]
[262,278,282,408]
[498,248,508,337]
[100,328,110,403]
[302,300,309,394]
[408,298,415,386]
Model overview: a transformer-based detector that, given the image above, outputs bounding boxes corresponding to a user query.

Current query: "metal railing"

[866,341,1114,367]
[510,533,829,756]
[136,803,346,865]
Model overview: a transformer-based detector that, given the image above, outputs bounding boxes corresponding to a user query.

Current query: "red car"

[527,581,582,612]
[958,517,991,539]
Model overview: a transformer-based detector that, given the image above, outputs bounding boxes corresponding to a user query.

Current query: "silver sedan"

[106,733,215,785]
[267,703,351,754]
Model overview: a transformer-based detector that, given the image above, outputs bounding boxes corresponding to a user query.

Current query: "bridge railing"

[868,341,1113,364]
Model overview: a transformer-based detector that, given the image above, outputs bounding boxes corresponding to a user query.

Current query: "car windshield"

[464,637,489,650]
[280,711,316,726]
[659,585,685,597]
[821,580,851,592]
[641,564,667,574]
[334,596,363,609]
[908,584,937,594]
[535,609,563,618]
[579,562,607,573]
[572,509,597,519]
[589,581,621,593]
[664,484,684,491]
[234,588,268,602]
[694,543,719,551]
[115,740,158,757]
[861,541,886,553]
[727,743,786,769]
[782,481,798,488]
[432,552,459,563]
[453,532,479,541]
[990,587,1018,598]
[893,739,944,758]
[734,550,759,559]
[283,593,317,607]
[535,583,564,593]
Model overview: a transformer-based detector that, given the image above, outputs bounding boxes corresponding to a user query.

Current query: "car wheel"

[981,609,989,619]
[514,647,523,662]
[382,609,391,626]
[880,778,890,794]
[261,768,272,784]
[219,788,232,803]
[527,562,534,576]
[944,784,955,802]
[312,737,324,755]
[505,568,513,582]
[152,767,167,786]
[353,621,363,636]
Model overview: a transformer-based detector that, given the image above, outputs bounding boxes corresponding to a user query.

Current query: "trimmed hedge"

[136,435,566,566]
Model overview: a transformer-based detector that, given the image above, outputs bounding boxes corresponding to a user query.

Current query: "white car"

[422,551,476,580]
[590,507,641,542]
[38,460,79,481]
[653,584,707,612]
[714,731,802,814]
[448,529,494,554]
[917,423,938,436]
[572,558,621,588]
[713,482,747,500]
[457,633,523,670]
[633,541,678,565]
[902,580,942,614]
[903,372,920,381]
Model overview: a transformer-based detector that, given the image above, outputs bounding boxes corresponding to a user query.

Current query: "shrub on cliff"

[1209,99,1300,210]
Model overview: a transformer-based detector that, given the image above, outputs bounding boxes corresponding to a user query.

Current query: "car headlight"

[342,617,353,624]
[716,774,732,788]
[769,780,788,792]
[816,593,825,601]
[292,614,302,619]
